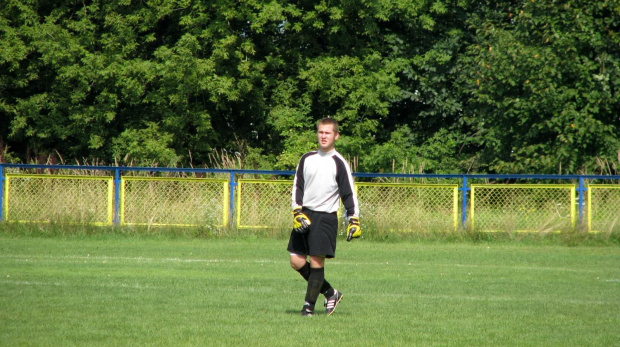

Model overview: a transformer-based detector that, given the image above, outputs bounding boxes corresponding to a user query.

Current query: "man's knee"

[309,255,325,269]
[290,254,306,270]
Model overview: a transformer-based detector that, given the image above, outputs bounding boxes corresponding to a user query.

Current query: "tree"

[1,0,618,174]
[457,0,620,174]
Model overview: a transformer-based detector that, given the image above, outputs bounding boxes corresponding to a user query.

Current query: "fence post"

[578,176,585,227]
[0,165,4,222]
[461,175,468,228]
[229,171,236,228]
[114,168,121,225]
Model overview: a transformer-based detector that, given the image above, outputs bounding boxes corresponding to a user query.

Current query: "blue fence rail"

[1,163,619,228]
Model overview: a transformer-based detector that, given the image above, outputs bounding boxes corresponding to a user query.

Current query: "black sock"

[296,262,333,296]
[304,267,324,305]
[296,262,311,281]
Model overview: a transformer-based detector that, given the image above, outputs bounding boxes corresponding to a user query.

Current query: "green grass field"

[1,234,618,346]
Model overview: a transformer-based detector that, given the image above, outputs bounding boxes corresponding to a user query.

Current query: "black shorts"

[287,209,338,258]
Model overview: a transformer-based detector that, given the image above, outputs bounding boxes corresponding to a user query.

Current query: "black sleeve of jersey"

[293,153,310,206]
[333,156,356,217]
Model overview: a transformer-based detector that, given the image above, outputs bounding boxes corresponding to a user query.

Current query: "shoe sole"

[327,294,343,316]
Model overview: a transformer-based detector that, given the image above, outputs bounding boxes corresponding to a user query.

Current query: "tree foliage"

[457,0,620,174]
[1,0,618,174]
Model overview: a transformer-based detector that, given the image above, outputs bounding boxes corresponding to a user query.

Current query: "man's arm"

[333,156,359,218]
[291,156,307,209]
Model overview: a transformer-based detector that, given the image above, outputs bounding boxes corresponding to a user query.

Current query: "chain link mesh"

[236,180,292,229]
[5,172,619,234]
[356,183,459,232]
[121,177,228,227]
[471,184,575,232]
[5,174,113,224]
[587,185,620,233]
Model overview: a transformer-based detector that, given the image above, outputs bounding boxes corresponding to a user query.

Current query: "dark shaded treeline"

[1,0,619,174]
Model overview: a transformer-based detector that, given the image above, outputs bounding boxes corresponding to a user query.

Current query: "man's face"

[317,123,339,152]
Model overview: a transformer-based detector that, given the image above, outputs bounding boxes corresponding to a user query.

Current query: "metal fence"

[1,164,619,233]
[120,177,229,227]
[236,179,292,230]
[3,174,114,225]
[356,183,459,233]
[587,185,620,233]
[470,184,575,232]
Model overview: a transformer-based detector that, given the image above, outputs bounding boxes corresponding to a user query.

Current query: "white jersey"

[291,149,359,218]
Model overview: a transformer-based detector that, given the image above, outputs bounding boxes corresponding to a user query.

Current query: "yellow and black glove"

[292,207,311,233]
[346,216,362,241]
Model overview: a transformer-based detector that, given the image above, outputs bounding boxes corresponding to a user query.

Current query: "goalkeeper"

[287,117,361,317]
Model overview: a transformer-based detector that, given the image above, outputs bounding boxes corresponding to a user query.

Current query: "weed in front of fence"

[1,221,618,246]
[355,217,620,246]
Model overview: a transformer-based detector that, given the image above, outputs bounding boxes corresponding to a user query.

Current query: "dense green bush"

[2,1,619,174]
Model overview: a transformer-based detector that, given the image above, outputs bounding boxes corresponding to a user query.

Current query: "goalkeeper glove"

[346,216,362,241]
[292,207,311,233]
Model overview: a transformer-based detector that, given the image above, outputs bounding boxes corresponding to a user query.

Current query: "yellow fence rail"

[120,177,229,227]
[471,184,576,232]
[235,181,459,232]
[3,174,114,225]
[356,183,459,232]
[587,185,620,233]
[236,179,292,229]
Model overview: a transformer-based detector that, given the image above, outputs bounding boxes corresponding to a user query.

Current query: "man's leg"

[289,254,307,271]
[302,255,326,313]
[290,254,334,296]
[306,256,343,315]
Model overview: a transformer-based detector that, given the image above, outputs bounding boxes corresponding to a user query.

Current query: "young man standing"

[287,117,362,316]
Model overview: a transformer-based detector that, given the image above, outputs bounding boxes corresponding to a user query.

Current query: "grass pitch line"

[451,263,604,273]
[1,254,613,275]
[0,279,65,286]
[1,278,160,289]
[0,253,286,264]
